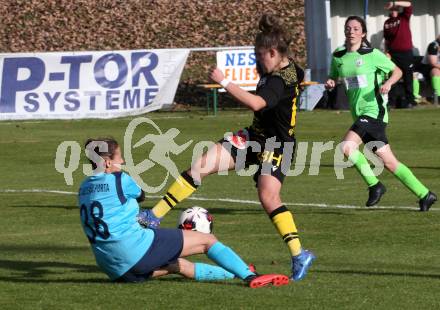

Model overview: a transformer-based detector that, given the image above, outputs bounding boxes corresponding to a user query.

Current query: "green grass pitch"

[0,107,439,309]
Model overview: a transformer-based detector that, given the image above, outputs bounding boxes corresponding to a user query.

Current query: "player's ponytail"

[255,13,291,56]
[361,38,371,48]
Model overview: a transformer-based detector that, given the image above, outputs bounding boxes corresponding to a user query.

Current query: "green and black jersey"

[329,47,395,123]
[249,61,303,145]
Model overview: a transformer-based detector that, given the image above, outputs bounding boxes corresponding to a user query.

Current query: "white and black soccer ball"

[177,206,213,234]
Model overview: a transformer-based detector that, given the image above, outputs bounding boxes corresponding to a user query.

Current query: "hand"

[325,79,336,90]
[384,2,395,10]
[380,81,392,94]
[209,67,225,84]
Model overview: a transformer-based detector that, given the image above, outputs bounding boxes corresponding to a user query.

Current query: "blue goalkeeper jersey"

[78,172,154,280]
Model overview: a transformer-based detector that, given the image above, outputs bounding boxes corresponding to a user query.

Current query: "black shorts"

[115,228,183,283]
[350,116,389,150]
[219,128,296,185]
[414,62,433,80]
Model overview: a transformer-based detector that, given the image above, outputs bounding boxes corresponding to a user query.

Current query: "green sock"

[348,150,379,187]
[432,76,440,96]
[413,78,420,98]
[393,163,429,199]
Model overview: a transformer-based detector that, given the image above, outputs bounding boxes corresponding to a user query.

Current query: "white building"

[305,0,440,82]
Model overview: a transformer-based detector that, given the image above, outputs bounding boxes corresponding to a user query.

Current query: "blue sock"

[207,242,255,280]
[194,263,235,281]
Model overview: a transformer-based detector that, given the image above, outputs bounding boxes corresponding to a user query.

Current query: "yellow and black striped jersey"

[249,61,303,144]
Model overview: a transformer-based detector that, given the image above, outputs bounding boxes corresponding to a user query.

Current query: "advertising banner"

[0,49,189,120]
[216,49,259,91]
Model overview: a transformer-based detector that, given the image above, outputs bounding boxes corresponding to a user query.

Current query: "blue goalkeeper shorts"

[115,228,184,283]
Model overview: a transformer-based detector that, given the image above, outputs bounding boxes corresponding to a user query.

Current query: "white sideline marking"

[1,189,77,195]
[0,189,430,211]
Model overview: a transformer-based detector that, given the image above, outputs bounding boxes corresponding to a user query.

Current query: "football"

[177,206,213,234]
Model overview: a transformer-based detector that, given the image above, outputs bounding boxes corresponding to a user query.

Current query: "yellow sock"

[270,206,302,256]
[152,171,198,218]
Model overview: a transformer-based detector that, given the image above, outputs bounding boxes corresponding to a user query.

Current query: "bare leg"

[151,258,195,279]
[375,144,399,172]
[150,142,236,220]
[341,130,363,156]
[179,230,218,257]
[257,175,282,214]
[188,142,235,183]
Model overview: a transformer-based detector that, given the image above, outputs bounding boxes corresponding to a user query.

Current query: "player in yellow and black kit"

[138,13,315,282]
[225,59,302,185]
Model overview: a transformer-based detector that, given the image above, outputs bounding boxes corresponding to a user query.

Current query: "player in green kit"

[325,16,437,211]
